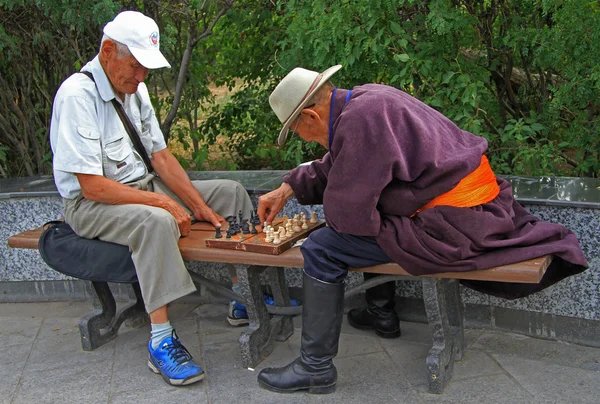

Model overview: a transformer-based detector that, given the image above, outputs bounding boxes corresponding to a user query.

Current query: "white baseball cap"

[103,11,171,69]
[269,65,342,147]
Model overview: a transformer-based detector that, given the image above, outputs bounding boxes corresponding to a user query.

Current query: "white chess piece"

[279,227,287,241]
[293,218,301,232]
[302,218,309,230]
[310,211,317,224]
[265,228,273,243]
[272,230,281,245]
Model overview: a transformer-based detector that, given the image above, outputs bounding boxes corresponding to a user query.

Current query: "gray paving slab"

[323,352,419,404]
[379,338,430,387]
[13,361,112,404]
[3,301,600,403]
[0,301,90,318]
[1,316,42,347]
[471,329,600,371]
[0,369,21,404]
[110,385,209,404]
[203,341,308,404]
[493,354,600,403]
[24,317,115,373]
[195,303,249,346]
[417,373,535,403]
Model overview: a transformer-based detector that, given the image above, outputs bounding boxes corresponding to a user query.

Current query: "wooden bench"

[8,222,552,394]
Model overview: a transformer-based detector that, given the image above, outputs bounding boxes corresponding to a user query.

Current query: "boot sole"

[347,317,401,339]
[258,378,336,394]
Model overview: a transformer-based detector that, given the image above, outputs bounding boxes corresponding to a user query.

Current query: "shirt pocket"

[76,126,101,157]
[102,136,136,182]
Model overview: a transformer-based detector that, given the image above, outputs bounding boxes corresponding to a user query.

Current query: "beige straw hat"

[269,65,342,147]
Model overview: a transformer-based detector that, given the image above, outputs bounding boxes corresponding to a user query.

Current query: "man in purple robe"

[255,65,588,394]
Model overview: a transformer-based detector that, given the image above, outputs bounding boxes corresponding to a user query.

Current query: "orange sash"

[413,155,499,216]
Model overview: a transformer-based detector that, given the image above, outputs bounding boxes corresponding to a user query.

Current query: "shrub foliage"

[1,0,598,177]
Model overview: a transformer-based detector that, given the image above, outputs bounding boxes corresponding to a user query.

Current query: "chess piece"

[263,222,268,233]
[279,227,287,241]
[302,218,309,230]
[265,228,273,243]
[226,229,233,239]
[251,210,261,225]
[310,211,317,224]
[286,222,294,238]
[272,230,281,245]
[293,218,302,232]
[242,220,250,234]
[238,210,243,224]
[232,217,240,234]
[215,226,222,239]
[250,220,258,234]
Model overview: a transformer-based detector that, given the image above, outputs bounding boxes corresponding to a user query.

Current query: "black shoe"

[347,307,401,339]
[258,358,337,394]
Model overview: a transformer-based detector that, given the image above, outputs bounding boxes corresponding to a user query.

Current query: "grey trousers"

[63,174,253,314]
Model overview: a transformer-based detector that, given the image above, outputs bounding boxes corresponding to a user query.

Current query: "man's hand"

[159,195,192,237]
[151,148,224,229]
[192,205,225,228]
[258,183,295,224]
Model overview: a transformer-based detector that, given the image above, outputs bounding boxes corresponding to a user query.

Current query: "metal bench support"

[79,281,148,351]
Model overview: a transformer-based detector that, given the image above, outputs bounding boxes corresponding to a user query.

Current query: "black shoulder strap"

[80,71,153,173]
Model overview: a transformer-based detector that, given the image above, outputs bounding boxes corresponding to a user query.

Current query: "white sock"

[150,321,173,350]
[232,283,241,298]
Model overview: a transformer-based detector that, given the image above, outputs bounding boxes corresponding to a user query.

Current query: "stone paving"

[2,301,600,404]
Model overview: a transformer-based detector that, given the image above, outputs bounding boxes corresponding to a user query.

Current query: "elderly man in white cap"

[255,65,587,394]
[49,11,254,386]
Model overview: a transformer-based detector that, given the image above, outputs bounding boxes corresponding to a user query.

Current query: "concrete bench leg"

[237,265,294,368]
[422,278,464,394]
[266,266,294,342]
[79,281,147,351]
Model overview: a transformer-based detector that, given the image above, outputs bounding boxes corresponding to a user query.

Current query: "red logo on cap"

[149,32,159,47]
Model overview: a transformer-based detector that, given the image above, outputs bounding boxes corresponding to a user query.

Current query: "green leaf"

[390,21,404,35]
[394,53,410,63]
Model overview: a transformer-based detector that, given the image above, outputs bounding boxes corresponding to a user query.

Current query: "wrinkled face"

[290,105,330,149]
[102,42,149,96]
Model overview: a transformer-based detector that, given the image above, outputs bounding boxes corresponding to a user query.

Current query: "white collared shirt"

[49,55,167,199]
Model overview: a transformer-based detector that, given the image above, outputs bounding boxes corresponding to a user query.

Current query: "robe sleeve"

[283,153,333,205]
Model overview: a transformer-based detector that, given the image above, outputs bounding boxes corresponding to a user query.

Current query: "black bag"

[38,221,137,283]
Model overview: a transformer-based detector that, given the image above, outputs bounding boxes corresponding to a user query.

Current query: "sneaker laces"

[163,330,194,366]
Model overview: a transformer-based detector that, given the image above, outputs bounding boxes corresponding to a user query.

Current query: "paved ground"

[3,300,600,404]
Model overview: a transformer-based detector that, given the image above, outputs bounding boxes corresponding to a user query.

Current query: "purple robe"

[284,84,587,295]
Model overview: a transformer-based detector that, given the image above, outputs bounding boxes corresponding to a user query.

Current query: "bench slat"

[8,225,551,283]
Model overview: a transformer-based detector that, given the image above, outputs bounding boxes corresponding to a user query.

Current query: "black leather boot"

[347,273,401,338]
[257,271,344,394]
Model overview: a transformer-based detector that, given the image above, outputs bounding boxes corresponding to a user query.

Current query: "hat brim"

[277,64,342,147]
[129,46,171,69]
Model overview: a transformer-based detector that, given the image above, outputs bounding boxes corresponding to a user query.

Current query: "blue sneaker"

[227,295,300,326]
[148,330,205,386]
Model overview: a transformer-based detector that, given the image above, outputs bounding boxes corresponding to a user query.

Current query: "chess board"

[205,217,326,255]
